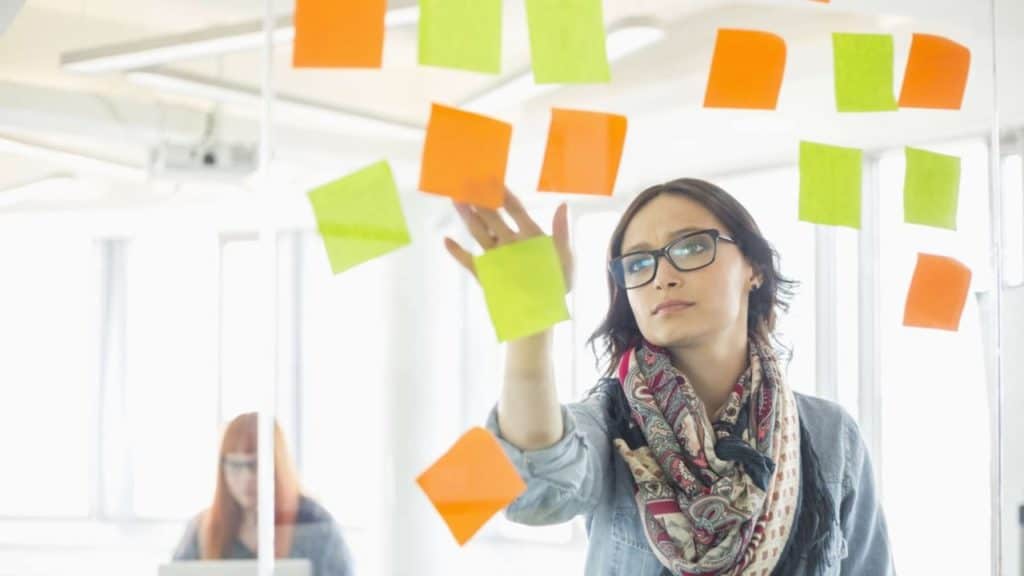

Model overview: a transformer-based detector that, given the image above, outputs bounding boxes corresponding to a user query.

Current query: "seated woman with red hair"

[173,412,354,576]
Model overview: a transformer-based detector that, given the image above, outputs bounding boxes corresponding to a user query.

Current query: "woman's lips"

[652,301,696,315]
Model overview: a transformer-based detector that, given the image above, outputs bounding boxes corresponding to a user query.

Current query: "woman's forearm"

[497,329,564,451]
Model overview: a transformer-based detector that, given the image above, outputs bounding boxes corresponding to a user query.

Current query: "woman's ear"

[749,271,763,291]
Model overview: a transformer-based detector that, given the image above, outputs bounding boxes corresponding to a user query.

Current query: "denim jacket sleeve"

[171,514,201,560]
[315,520,355,576]
[484,394,612,525]
[839,413,896,575]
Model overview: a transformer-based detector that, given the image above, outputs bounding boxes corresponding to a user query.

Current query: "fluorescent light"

[62,16,294,74]
[461,22,665,114]
[126,70,424,140]
[62,7,420,74]
[0,135,146,180]
[0,175,77,209]
[606,24,666,61]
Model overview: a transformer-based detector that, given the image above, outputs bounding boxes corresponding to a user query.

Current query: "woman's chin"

[649,329,700,350]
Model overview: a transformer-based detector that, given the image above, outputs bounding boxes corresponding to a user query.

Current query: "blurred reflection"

[171,413,354,576]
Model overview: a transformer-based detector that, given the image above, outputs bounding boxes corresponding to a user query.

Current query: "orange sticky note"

[416,427,527,545]
[899,34,971,110]
[538,108,627,196]
[704,29,787,110]
[903,253,972,331]
[420,103,512,209]
[293,0,386,68]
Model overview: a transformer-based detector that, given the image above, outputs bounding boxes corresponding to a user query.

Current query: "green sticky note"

[474,236,569,342]
[799,141,862,229]
[524,0,610,84]
[904,147,961,230]
[419,0,502,74]
[307,161,412,275]
[833,33,898,112]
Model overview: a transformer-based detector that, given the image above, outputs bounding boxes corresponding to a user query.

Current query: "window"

[0,226,98,517]
[123,232,220,519]
[1002,153,1023,287]
[297,232,388,530]
[219,237,263,421]
[716,168,819,398]
[877,140,992,573]
[572,210,620,396]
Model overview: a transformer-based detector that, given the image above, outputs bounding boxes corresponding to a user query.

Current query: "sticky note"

[538,108,627,196]
[903,253,972,331]
[293,0,386,68]
[420,104,512,209]
[524,0,610,84]
[307,161,411,274]
[704,29,787,110]
[799,141,862,229]
[904,147,961,230]
[832,33,898,112]
[416,427,527,545]
[474,236,569,341]
[419,0,502,74]
[899,34,971,110]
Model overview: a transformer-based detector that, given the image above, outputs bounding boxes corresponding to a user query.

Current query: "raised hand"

[443,188,574,293]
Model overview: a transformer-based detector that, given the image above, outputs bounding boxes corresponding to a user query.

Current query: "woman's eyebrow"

[622,226,703,253]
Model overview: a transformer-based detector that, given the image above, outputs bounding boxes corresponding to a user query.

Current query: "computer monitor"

[158,559,312,576]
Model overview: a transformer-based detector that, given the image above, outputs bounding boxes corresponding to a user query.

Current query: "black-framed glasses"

[609,229,737,290]
[222,458,258,474]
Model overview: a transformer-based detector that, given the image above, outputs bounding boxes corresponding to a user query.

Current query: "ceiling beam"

[61,7,420,74]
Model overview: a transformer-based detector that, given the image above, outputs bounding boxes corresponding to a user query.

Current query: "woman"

[444,179,894,575]
[173,412,354,576]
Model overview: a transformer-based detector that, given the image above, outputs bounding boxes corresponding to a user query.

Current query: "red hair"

[200,413,301,558]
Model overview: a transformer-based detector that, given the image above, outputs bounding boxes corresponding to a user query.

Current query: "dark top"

[172,495,354,576]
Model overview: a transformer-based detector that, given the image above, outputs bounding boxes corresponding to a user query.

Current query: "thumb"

[552,203,569,251]
[552,203,573,292]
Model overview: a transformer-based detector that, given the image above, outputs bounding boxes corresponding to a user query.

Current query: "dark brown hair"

[587,178,797,378]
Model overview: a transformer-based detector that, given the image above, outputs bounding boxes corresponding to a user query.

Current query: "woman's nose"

[653,260,684,290]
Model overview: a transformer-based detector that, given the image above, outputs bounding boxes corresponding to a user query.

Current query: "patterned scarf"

[613,333,801,576]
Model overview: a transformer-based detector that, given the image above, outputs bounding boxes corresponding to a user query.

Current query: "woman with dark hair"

[172,412,354,576]
[444,179,893,575]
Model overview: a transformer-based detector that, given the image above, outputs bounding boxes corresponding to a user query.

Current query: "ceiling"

[0,0,1020,218]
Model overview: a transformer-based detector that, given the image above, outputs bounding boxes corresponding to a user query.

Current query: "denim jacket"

[485,391,895,575]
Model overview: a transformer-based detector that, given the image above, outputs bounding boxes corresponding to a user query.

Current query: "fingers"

[503,191,543,236]
[454,202,497,250]
[474,206,517,244]
[443,237,476,277]
[453,192,555,254]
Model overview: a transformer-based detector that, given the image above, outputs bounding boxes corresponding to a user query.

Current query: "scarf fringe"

[770,418,837,576]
